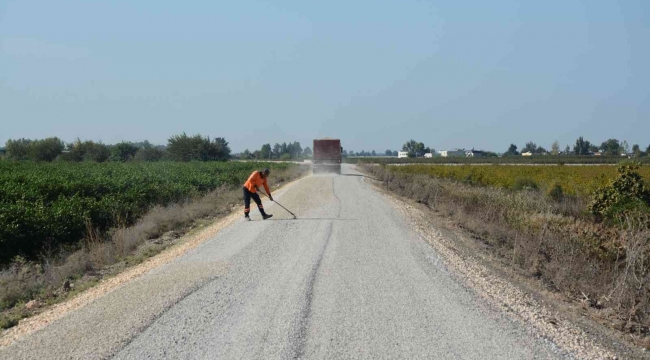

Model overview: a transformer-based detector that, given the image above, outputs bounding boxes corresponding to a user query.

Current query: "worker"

[243,168,273,220]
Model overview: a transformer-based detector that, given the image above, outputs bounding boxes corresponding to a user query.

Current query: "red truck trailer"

[313,138,342,174]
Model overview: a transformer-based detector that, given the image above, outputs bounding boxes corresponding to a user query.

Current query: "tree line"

[238,142,312,160]
[1,133,231,162]
[504,137,650,157]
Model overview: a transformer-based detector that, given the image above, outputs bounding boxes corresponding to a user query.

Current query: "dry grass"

[0,165,307,330]
[363,164,650,346]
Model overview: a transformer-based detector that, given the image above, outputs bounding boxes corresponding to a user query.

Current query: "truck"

[312,138,342,174]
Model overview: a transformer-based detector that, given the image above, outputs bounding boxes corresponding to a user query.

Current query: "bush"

[5,138,65,162]
[547,183,564,201]
[134,146,165,162]
[29,138,65,162]
[83,142,110,162]
[5,139,32,160]
[167,133,230,162]
[58,140,110,162]
[512,178,539,191]
[589,163,650,221]
[110,142,139,162]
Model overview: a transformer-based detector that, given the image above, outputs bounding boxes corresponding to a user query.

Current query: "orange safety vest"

[244,171,271,195]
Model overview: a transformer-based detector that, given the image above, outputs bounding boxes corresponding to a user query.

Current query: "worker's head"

[262,168,270,177]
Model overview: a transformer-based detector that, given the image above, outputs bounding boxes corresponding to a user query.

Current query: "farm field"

[388,163,650,197]
[0,161,296,264]
[347,155,650,165]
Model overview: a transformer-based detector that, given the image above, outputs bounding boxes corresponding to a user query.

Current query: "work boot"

[262,214,273,220]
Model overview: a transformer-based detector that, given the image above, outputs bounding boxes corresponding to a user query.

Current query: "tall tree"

[521,141,537,153]
[621,140,630,155]
[290,141,302,157]
[402,139,425,158]
[564,145,570,154]
[504,144,519,156]
[600,139,620,156]
[5,138,32,160]
[551,141,560,155]
[211,137,231,161]
[260,144,272,159]
[302,147,312,157]
[573,136,591,155]
[166,133,229,161]
[111,142,139,162]
[272,143,282,159]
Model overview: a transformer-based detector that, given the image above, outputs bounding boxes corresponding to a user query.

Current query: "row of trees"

[239,141,311,160]
[2,133,231,162]
[504,137,650,157]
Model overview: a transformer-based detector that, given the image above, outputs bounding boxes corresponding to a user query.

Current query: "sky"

[1,0,649,153]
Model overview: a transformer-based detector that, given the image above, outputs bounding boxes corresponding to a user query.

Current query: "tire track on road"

[293,221,333,359]
[332,177,341,219]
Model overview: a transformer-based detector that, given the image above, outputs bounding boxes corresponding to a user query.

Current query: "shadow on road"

[268,218,358,222]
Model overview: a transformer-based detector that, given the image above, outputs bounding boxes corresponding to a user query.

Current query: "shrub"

[134,146,165,162]
[5,138,65,162]
[29,138,65,162]
[167,133,230,162]
[110,142,139,162]
[83,142,110,162]
[5,139,32,160]
[547,183,564,201]
[512,178,539,191]
[58,140,110,162]
[589,163,650,221]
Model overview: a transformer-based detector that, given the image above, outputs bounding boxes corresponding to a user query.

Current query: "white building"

[424,153,433,158]
[438,149,465,157]
[465,150,487,157]
[398,151,409,159]
[521,152,533,156]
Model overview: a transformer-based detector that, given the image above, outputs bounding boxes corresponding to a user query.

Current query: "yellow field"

[390,164,650,197]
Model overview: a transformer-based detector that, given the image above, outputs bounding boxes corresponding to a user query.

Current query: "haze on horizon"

[1,0,648,153]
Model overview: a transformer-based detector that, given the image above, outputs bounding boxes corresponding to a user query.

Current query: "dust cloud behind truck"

[312,138,342,174]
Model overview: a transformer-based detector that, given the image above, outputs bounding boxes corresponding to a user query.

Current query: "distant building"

[439,149,465,157]
[424,153,433,158]
[521,152,533,156]
[398,151,409,159]
[465,150,486,157]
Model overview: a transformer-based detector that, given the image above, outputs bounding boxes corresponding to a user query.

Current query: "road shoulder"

[370,180,647,359]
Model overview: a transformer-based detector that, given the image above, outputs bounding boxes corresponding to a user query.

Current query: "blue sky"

[1,0,648,153]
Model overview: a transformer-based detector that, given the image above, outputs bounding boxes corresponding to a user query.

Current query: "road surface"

[1,164,565,359]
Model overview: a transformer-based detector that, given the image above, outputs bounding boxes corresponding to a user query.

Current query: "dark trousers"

[243,187,266,216]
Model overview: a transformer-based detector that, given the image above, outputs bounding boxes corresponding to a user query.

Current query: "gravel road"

[1,164,567,359]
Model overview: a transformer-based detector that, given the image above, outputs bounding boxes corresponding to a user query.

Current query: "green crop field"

[388,164,650,197]
[0,161,294,264]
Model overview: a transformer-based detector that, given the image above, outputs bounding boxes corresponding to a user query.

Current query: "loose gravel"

[0,165,597,359]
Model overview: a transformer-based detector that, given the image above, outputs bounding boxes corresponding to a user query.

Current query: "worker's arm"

[263,181,272,201]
